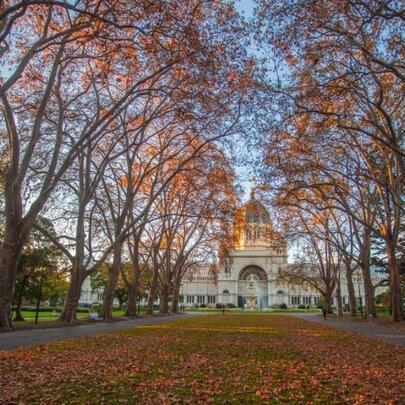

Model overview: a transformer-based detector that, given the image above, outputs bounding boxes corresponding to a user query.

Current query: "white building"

[79,278,105,306]
[77,191,388,310]
[181,191,388,309]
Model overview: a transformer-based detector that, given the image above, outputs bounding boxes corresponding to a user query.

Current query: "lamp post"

[137,293,141,316]
[34,267,44,325]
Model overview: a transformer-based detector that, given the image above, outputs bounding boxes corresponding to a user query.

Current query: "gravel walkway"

[0,313,207,352]
[286,312,405,346]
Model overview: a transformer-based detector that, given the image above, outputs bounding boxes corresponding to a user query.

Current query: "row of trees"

[255,0,404,321]
[1,1,403,330]
[0,0,251,330]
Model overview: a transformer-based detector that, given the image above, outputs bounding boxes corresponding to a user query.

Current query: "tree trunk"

[13,276,27,322]
[0,165,26,330]
[346,268,357,317]
[125,258,141,317]
[146,267,159,316]
[59,269,85,323]
[0,242,23,330]
[171,264,183,313]
[324,290,333,313]
[160,283,170,315]
[335,277,343,316]
[100,244,122,320]
[386,240,404,322]
[171,281,180,313]
[361,264,376,318]
[13,300,25,322]
[99,269,118,321]
[125,284,138,317]
[358,228,375,318]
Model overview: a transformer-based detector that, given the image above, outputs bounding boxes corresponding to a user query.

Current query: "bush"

[316,298,325,309]
[199,304,207,308]
[375,291,390,306]
[13,307,94,313]
[16,307,60,313]
[375,305,389,314]
[214,303,235,309]
[76,308,92,313]
[271,303,288,309]
[297,304,306,309]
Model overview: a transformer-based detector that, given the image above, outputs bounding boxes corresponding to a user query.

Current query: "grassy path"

[1,314,404,404]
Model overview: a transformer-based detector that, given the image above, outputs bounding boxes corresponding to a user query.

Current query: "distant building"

[79,191,389,309]
[79,278,106,306]
[181,191,388,309]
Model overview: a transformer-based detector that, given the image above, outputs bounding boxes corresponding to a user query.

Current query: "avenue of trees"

[255,0,404,321]
[0,0,250,329]
[0,0,403,331]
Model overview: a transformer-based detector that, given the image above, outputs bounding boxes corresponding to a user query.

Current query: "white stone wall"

[79,278,119,307]
[181,249,389,309]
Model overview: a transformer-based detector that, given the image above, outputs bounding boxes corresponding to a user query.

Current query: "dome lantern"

[233,190,273,250]
[243,189,271,226]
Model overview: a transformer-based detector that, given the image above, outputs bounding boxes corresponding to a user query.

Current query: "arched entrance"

[238,265,268,309]
[222,290,230,305]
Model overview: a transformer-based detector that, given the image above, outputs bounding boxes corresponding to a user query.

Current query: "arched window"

[222,289,229,294]
[238,266,268,281]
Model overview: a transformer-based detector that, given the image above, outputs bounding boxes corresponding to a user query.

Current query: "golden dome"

[240,189,272,225]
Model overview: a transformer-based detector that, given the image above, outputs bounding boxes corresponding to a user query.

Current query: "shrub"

[226,303,237,308]
[375,305,389,313]
[76,308,91,313]
[297,304,306,309]
[16,307,61,313]
[271,303,288,309]
[14,307,94,313]
[316,298,325,309]
[199,304,207,308]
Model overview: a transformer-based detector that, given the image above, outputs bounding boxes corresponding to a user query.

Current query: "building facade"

[181,191,388,309]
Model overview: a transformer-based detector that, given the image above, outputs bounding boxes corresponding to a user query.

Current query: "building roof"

[241,189,272,225]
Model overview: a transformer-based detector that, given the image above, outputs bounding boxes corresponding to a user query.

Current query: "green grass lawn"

[12,309,127,323]
[1,314,404,404]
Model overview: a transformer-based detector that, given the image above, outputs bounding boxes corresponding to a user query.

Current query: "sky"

[235,0,255,18]
[232,0,259,202]
[232,0,297,262]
